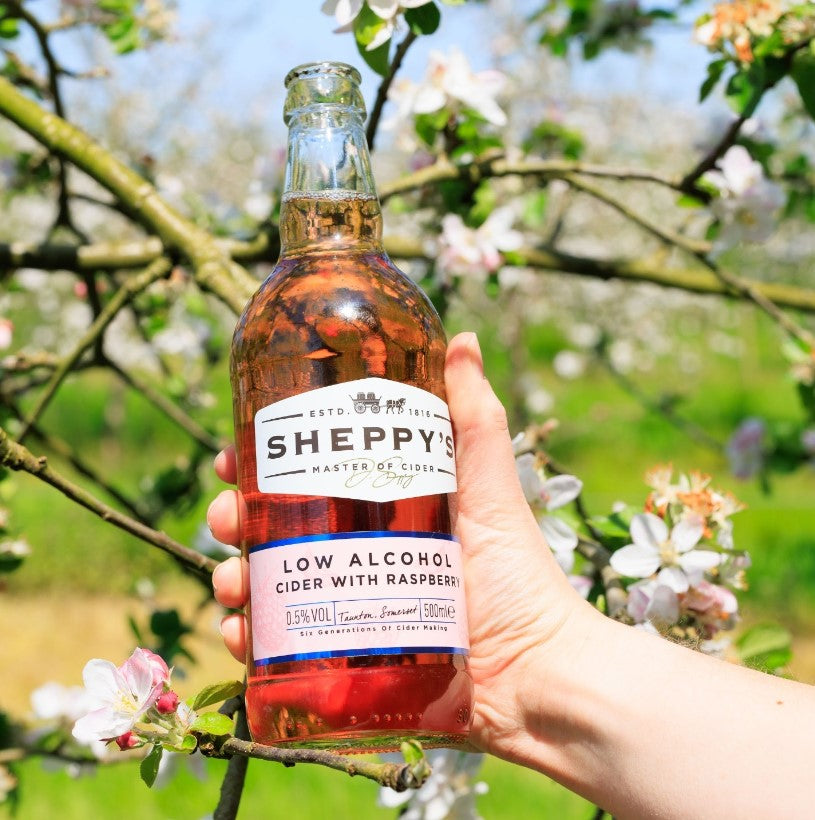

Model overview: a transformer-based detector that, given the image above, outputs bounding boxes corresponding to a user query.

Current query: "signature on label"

[340,456,418,490]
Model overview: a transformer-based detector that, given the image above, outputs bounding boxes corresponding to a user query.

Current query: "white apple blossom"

[321,0,433,49]
[704,145,785,248]
[73,648,170,742]
[438,207,523,281]
[379,749,486,819]
[514,454,583,572]
[626,578,680,627]
[386,48,508,127]
[552,350,587,380]
[610,512,722,591]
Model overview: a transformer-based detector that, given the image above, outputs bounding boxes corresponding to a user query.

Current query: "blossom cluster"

[438,207,523,283]
[379,749,488,819]
[516,442,750,652]
[72,648,195,753]
[613,465,748,649]
[703,145,785,249]
[513,438,592,595]
[694,0,793,63]
[322,0,434,50]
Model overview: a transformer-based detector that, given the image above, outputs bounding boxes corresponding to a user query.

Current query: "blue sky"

[59,0,719,141]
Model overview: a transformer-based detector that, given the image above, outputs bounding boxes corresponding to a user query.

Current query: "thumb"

[445,332,532,530]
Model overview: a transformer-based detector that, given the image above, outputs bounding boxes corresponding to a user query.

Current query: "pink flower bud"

[115,731,139,750]
[156,690,180,714]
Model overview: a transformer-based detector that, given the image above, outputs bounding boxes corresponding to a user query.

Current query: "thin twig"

[105,357,227,454]
[8,0,78,235]
[366,30,417,151]
[0,427,217,578]
[560,173,711,255]
[596,350,724,453]
[378,156,682,203]
[679,113,750,196]
[18,257,173,442]
[0,392,152,523]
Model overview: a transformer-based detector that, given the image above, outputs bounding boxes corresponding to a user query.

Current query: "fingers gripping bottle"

[230,62,473,751]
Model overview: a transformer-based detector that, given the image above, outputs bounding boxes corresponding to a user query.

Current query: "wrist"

[494,598,636,801]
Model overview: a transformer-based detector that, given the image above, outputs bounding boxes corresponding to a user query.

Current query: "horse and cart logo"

[350,392,406,414]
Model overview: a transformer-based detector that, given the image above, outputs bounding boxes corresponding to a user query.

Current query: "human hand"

[208,332,597,760]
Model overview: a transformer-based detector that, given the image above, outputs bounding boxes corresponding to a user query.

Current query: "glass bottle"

[230,62,473,752]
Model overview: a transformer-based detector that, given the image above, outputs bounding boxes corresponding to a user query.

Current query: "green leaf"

[405,3,441,35]
[191,712,235,736]
[414,109,450,147]
[187,680,244,711]
[468,182,496,227]
[400,738,425,765]
[140,744,163,788]
[725,64,764,115]
[735,624,793,672]
[791,52,815,121]
[676,193,705,209]
[699,58,727,103]
[0,15,19,39]
[354,6,391,76]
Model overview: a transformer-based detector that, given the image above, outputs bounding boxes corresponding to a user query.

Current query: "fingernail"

[218,615,226,636]
[463,332,484,376]
[212,562,225,592]
[206,496,218,530]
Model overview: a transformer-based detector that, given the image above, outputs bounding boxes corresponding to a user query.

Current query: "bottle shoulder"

[234,250,444,347]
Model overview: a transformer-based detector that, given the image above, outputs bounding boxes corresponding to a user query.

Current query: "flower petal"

[679,549,722,585]
[81,660,121,706]
[610,543,661,578]
[630,513,668,550]
[515,453,543,504]
[671,516,704,553]
[542,474,583,510]
[539,515,578,553]
[656,566,689,593]
[73,707,133,742]
[646,585,680,626]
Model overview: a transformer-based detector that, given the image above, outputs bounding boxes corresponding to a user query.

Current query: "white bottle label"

[254,377,457,502]
[249,531,469,665]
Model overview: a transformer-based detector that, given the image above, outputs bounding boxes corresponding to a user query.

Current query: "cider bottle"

[230,62,473,751]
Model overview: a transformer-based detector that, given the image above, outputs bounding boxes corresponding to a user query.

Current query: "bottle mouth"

[284,62,361,89]
[283,61,366,123]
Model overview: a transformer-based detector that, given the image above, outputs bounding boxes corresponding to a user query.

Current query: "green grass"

[4,754,591,820]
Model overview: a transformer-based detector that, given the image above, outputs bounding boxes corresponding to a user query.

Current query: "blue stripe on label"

[248,530,458,554]
[254,646,469,666]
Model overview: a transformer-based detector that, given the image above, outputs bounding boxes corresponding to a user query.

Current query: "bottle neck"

[279,106,383,254]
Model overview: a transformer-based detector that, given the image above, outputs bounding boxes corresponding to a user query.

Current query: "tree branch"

[198,734,430,793]
[379,156,681,202]
[384,236,815,314]
[0,426,217,578]
[0,76,257,314]
[366,30,418,151]
[18,257,173,441]
[213,703,250,820]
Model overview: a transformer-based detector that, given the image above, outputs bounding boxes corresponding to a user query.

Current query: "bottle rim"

[284,61,361,89]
